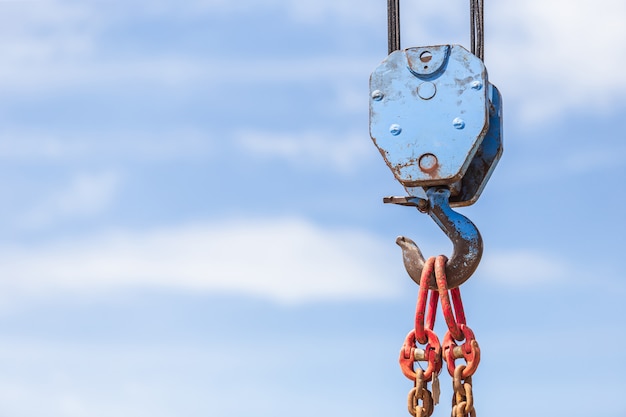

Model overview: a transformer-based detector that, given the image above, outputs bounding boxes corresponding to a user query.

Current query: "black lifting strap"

[387,0,485,61]
[387,0,401,54]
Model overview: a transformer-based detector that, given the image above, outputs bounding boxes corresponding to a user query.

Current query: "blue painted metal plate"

[369,45,489,188]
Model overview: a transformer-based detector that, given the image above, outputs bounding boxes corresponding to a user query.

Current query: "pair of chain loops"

[407,369,434,417]
[451,365,476,417]
[417,255,463,342]
[434,256,466,341]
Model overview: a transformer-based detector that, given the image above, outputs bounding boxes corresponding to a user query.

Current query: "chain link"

[443,325,480,378]
[408,369,435,417]
[451,365,476,417]
[399,328,442,383]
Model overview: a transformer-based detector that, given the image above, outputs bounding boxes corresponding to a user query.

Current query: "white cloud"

[487,0,626,123]
[280,0,380,23]
[0,1,97,88]
[120,0,381,23]
[18,172,121,229]
[0,129,212,161]
[397,0,626,124]
[0,54,371,93]
[2,0,625,125]
[479,249,568,287]
[560,145,626,174]
[0,1,374,93]
[0,218,401,304]
[0,342,185,417]
[0,2,201,92]
[237,130,373,173]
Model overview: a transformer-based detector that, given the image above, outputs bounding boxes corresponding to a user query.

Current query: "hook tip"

[396,235,426,286]
[395,235,413,247]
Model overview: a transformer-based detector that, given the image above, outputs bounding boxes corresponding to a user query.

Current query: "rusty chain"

[451,365,476,417]
[408,369,434,417]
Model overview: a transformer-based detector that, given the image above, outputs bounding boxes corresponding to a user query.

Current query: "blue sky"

[0,1,625,416]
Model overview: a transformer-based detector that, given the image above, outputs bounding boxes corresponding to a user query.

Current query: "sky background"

[0,0,625,416]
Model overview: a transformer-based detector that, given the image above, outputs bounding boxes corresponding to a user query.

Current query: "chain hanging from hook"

[399,255,480,416]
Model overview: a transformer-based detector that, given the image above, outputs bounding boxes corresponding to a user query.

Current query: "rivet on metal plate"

[372,90,384,101]
[452,118,465,129]
[390,124,402,135]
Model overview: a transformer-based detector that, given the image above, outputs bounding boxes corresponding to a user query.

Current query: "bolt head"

[452,118,465,129]
[471,81,483,90]
[371,90,384,101]
[389,124,402,136]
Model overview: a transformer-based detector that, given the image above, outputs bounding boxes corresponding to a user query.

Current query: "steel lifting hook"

[395,187,483,289]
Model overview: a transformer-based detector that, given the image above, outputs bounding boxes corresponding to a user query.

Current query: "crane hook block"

[369,45,503,207]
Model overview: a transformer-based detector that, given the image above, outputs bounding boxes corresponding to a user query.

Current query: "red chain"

[401,255,481,387]
[399,329,441,382]
[399,256,442,382]
[443,325,480,378]
[415,257,439,344]
[434,255,465,341]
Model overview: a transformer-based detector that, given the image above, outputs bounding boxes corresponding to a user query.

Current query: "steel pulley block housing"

[369,45,503,207]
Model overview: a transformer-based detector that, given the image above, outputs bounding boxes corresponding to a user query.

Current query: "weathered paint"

[370,44,503,207]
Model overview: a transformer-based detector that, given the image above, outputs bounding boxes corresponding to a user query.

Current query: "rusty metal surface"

[407,369,434,417]
[370,45,489,189]
[396,188,482,289]
[451,365,476,417]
